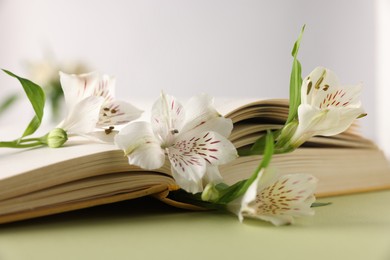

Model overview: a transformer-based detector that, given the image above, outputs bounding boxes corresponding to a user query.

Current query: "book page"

[0,172,175,216]
[0,139,120,180]
[214,97,264,116]
[0,138,171,201]
[220,148,390,197]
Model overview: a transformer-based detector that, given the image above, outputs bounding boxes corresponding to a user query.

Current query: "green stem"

[0,128,68,149]
[18,137,45,143]
[0,140,44,148]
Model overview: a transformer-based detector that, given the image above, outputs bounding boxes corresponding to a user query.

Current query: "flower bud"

[201,183,220,202]
[45,128,68,148]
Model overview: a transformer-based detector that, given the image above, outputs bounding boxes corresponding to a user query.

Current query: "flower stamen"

[314,69,327,89]
[170,129,179,135]
[105,126,115,135]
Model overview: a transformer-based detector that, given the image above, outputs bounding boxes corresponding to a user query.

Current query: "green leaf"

[0,93,19,116]
[274,120,299,152]
[237,148,252,156]
[238,135,268,156]
[215,182,230,190]
[311,202,332,208]
[256,130,274,169]
[286,25,305,125]
[239,129,280,156]
[2,69,46,138]
[250,134,268,153]
[217,131,275,204]
[213,179,247,205]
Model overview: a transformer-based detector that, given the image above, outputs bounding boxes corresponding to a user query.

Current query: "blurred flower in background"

[0,54,90,123]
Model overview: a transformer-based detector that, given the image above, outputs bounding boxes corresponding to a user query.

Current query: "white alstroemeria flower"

[57,72,142,141]
[228,169,317,226]
[115,93,238,193]
[289,67,365,147]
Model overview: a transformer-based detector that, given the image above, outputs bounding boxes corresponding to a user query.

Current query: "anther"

[171,129,179,134]
[315,69,327,89]
[307,81,313,95]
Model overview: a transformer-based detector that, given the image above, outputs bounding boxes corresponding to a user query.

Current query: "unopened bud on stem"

[43,128,68,148]
[201,183,220,202]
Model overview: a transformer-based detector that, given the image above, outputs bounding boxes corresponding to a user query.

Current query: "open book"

[1,99,389,224]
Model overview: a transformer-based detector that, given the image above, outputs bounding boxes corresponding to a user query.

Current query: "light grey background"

[0,0,379,143]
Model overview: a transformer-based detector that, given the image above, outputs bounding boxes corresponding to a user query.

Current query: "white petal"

[271,174,317,217]
[97,100,143,127]
[301,67,340,105]
[167,126,236,193]
[128,143,166,170]
[231,171,317,226]
[227,170,265,222]
[202,165,223,186]
[168,150,206,194]
[93,74,116,101]
[312,84,363,110]
[301,104,339,131]
[181,93,221,133]
[115,122,165,170]
[186,117,234,138]
[175,130,238,166]
[58,96,104,135]
[59,71,100,110]
[316,106,364,136]
[151,93,185,144]
[337,84,363,106]
[167,131,211,193]
[238,171,263,221]
[292,103,364,146]
[290,104,339,145]
[244,174,317,225]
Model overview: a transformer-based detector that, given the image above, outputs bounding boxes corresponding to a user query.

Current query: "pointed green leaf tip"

[311,202,332,208]
[2,69,46,138]
[286,25,305,125]
[291,24,305,57]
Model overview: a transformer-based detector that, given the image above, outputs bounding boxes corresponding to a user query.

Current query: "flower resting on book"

[115,92,238,194]
[198,132,317,226]
[227,169,317,226]
[287,67,365,148]
[270,66,366,153]
[57,71,143,142]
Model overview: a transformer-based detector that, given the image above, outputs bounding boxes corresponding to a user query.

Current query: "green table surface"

[1,190,390,260]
